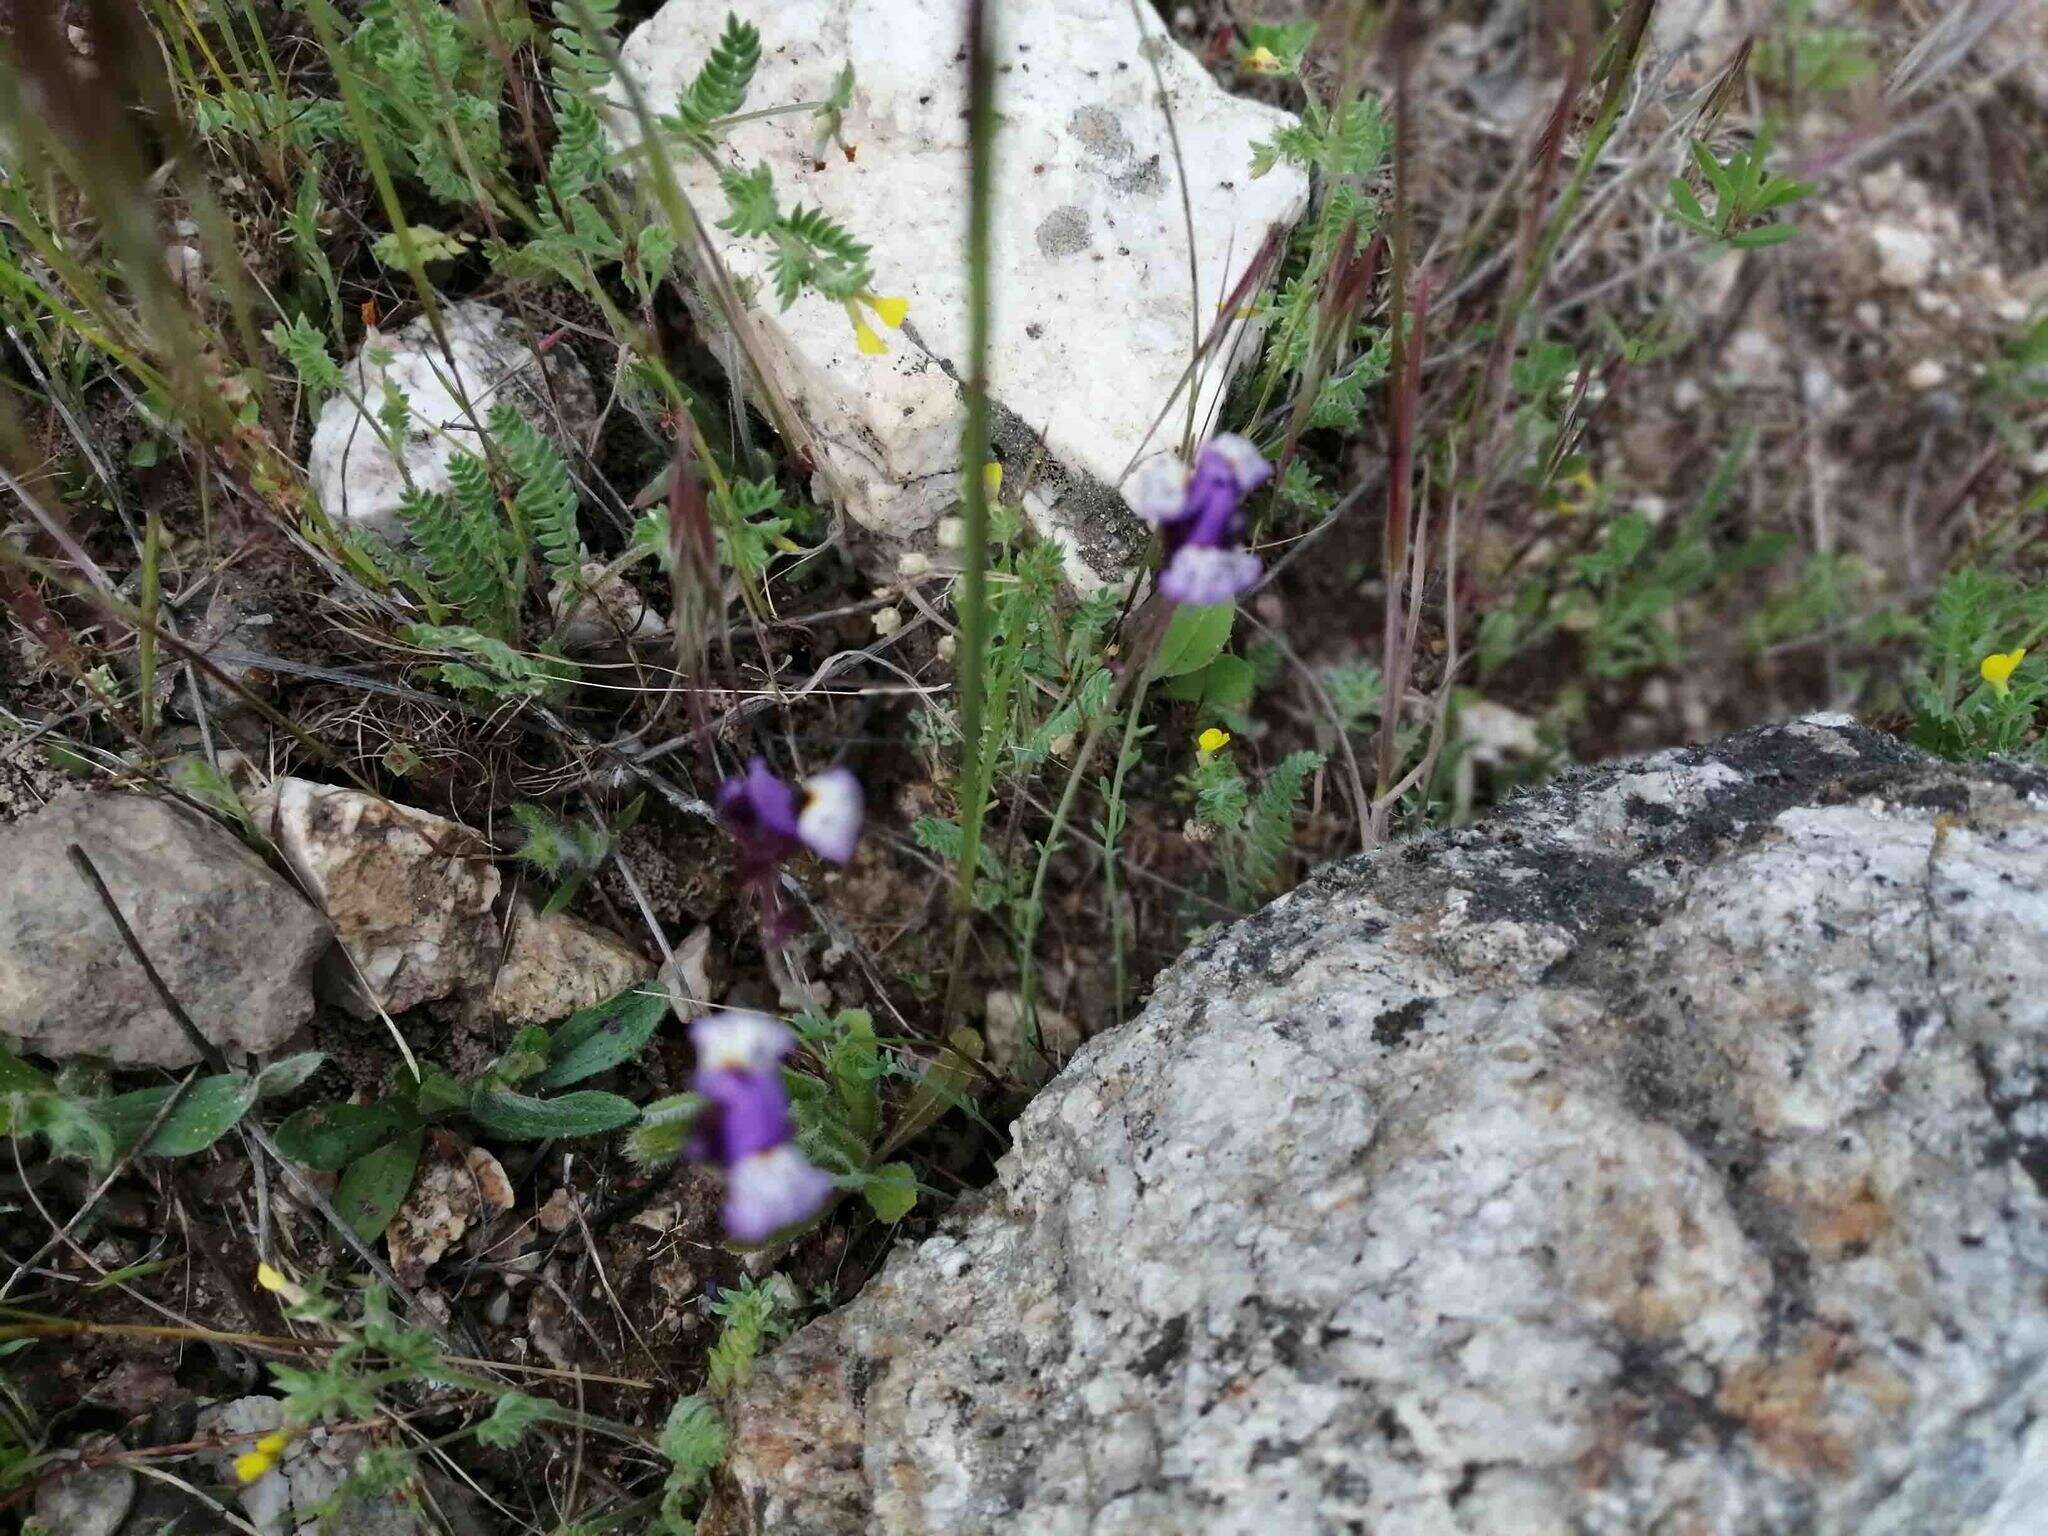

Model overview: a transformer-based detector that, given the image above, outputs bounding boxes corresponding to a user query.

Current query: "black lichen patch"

[1135,1314,1189,1379]
[1372,997,1432,1048]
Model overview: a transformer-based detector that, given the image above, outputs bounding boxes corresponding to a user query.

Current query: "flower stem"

[943,0,998,1020]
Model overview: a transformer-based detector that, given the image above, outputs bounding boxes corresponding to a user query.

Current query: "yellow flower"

[255,1432,291,1457]
[234,1450,277,1484]
[849,313,888,355]
[1981,647,2026,697]
[983,461,1003,499]
[254,1263,289,1294]
[844,293,910,356]
[1197,727,1231,756]
[1242,45,1284,75]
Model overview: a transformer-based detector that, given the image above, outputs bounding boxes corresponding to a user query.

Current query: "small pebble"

[1904,359,1947,391]
[872,605,903,638]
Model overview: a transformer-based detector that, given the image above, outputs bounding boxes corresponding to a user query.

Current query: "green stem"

[1101,668,1153,1026]
[943,0,998,1019]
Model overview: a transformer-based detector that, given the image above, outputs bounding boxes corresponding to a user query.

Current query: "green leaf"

[1150,603,1236,679]
[336,1130,424,1243]
[860,1161,918,1223]
[1668,177,1707,226]
[625,1092,707,1165]
[468,1088,640,1140]
[1160,654,1256,714]
[1730,223,1799,248]
[413,1067,473,1118]
[96,1075,258,1158]
[658,1394,728,1504]
[877,1028,983,1159]
[717,163,780,237]
[496,1025,554,1085]
[273,1100,414,1171]
[255,1052,327,1099]
[536,987,669,1089]
[0,1045,50,1093]
[475,1391,556,1449]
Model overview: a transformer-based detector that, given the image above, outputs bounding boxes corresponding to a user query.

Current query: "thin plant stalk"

[138,506,161,745]
[943,0,998,1020]
[1101,668,1153,1026]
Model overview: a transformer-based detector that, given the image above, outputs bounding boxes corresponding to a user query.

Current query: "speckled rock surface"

[307,302,595,543]
[610,0,1308,589]
[251,779,501,1019]
[483,899,655,1027]
[704,717,2048,1536]
[0,793,328,1067]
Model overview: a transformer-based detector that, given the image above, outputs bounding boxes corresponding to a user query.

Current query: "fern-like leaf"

[673,13,761,144]
[488,405,584,585]
[768,204,873,307]
[405,625,576,703]
[398,484,515,638]
[1239,750,1323,896]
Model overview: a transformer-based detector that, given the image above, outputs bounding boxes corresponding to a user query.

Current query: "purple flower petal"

[718,758,804,861]
[723,1145,834,1243]
[797,768,863,864]
[1159,545,1262,607]
[694,1065,796,1161]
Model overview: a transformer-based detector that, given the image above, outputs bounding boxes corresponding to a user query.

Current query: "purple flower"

[690,1011,834,1243]
[718,758,863,937]
[1129,433,1270,606]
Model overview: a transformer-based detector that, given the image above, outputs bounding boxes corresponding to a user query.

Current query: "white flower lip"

[1127,454,1190,524]
[690,1010,795,1072]
[798,767,864,864]
[1159,546,1262,607]
[724,1143,835,1243]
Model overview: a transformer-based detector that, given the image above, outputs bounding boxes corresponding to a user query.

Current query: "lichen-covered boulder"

[610,0,1309,589]
[704,717,2048,1535]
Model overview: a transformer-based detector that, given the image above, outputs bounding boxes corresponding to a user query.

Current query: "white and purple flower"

[689,1011,834,1243]
[718,757,864,938]
[1129,433,1271,607]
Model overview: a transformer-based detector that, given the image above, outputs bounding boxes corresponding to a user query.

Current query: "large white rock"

[701,718,2048,1535]
[307,302,596,542]
[611,0,1309,588]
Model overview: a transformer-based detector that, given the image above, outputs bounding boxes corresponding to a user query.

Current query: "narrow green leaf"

[535,987,669,1088]
[336,1130,423,1243]
[96,1076,258,1157]
[468,1088,640,1140]
[254,1052,327,1100]
[272,1100,413,1171]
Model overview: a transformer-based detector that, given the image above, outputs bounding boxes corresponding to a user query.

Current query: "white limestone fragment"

[308,302,596,543]
[609,0,1309,589]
